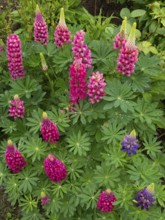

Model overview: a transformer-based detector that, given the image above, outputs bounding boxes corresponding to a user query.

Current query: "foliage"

[0,1,165,220]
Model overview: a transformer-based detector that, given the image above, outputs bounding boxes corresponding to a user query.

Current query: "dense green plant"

[0,2,165,220]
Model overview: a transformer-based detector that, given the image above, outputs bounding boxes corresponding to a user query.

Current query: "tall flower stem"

[44,71,55,96]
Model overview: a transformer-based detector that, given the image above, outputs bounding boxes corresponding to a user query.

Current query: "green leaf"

[94,162,121,188]
[66,130,90,156]
[19,195,38,213]
[143,137,162,157]
[120,8,131,19]
[101,121,126,146]
[131,9,146,18]
[26,108,43,134]
[104,79,136,113]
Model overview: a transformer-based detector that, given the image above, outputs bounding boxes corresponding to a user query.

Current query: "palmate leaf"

[124,73,151,93]
[104,79,136,112]
[52,183,68,199]
[44,196,62,215]
[59,195,78,217]
[10,76,41,99]
[26,108,43,134]
[0,118,17,134]
[66,130,91,156]
[133,99,163,129]
[127,156,163,184]
[47,107,70,132]
[155,184,165,207]
[5,176,20,206]
[19,195,38,213]
[18,168,39,193]
[137,54,161,76]
[101,121,126,146]
[101,144,127,168]
[21,209,45,220]
[79,187,100,210]
[94,162,121,188]
[20,137,48,162]
[143,136,162,157]
[0,90,11,107]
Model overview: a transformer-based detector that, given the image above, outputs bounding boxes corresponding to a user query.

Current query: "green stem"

[44,72,54,96]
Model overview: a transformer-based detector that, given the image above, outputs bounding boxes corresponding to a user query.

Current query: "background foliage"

[0,0,165,219]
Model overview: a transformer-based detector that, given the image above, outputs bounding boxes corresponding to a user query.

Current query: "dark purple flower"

[5,140,26,173]
[41,112,60,144]
[44,154,67,182]
[121,130,139,156]
[134,183,155,210]
[9,95,25,119]
[97,189,117,212]
[7,34,25,80]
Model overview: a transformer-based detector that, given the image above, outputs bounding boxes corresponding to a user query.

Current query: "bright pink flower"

[87,71,106,104]
[5,140,26,173]
[116,23,138,76]
[34,5,48,45]
[69,59,87,105]
[114,17,127,50]
[9,95,25,119]
[41,112,60,144]
[72,30,92,69]
[7,34,25,80]
[97,189,117,212]
[44,154,67,182]
[54,8,71,48]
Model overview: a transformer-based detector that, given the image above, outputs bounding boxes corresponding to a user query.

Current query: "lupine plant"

[0,4,165,220]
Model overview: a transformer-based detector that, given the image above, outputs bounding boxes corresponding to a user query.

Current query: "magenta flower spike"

[40,192,49,206]
[114,17,127,50]
[7,34,25,80]
[41,112,60,144]
[44,154,67,182]
[72,30,92,69]
[34,5,48,45]
[9,95,25,119]
[69,59,87,105]
[5,140,26,173]
[134,183,155,210]
[97,189,117,212]
[116,22,139,76]
[87,71,106,104]
[54,8,71,48]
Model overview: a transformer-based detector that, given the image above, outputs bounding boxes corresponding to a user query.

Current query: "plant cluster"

[0,2,165,220]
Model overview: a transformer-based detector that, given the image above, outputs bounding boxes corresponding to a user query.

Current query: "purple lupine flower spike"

[44,154,67,182]
[121,130,139,156]
[40,192,49,206]
[72,30,92,69]
[134,183,155,210]
[54,8,71,48]
[9,95,25,119]
[116,22,138,76]
[97,189,117,212]
[5,140,26,173]
[114,17,127,50]
[34,5,48,45]
[69,59,87,105]
[87,71,106,104]
[41,112,60,144]
[7,34,25,80]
